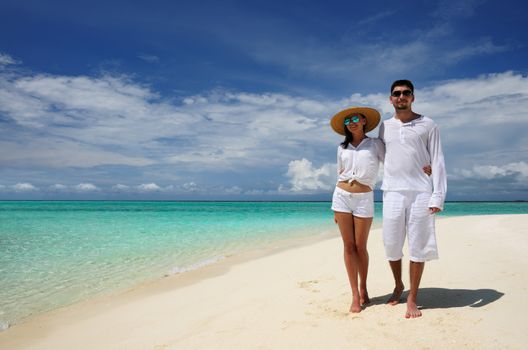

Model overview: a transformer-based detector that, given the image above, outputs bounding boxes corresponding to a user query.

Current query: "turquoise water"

[0,201,526,329]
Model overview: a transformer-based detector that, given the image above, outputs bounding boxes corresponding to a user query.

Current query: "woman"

[330,106,384,313]
[330,107,430,313]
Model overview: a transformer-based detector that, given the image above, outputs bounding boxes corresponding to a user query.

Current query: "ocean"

[1,201,527,330]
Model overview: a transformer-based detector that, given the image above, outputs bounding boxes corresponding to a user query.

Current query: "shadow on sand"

[367,288,504,309]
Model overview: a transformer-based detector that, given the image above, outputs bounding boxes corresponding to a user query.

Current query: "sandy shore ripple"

[1,214,527,349]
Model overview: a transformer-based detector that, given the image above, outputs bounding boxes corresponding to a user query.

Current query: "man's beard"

[395,104,409,110]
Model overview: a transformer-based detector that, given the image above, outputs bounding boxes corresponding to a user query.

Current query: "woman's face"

[344,115,366,134]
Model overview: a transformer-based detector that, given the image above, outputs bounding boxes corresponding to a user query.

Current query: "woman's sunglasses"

[391,90,413,97]
[344,115,361,125]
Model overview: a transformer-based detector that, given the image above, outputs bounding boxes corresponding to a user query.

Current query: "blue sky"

[0,0,527,200]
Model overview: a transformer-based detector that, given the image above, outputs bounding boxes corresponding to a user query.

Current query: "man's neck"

[395,109,419,123]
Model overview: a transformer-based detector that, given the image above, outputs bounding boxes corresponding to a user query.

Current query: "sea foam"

[170,255,226,275]
[0,321,10,332]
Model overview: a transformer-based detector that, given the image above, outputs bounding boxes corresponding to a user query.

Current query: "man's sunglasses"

[344,115,361,125]
[391,90,413,97]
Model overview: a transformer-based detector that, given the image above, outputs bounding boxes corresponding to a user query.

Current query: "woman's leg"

[334,211,361,313]
[352,216,373,305]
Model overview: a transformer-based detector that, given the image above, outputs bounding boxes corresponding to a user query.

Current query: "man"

[379,79,447,318]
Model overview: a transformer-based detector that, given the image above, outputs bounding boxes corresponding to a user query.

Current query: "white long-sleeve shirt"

[379,115,447,209]
[337,137,385,190]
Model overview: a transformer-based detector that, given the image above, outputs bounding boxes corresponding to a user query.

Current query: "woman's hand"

[423,165,432,176]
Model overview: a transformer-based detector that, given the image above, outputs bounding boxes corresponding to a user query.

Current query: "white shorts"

[382,191,438,262]
[331,187,374,218]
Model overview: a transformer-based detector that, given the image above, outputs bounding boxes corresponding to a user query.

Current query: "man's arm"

[428,125,447,211]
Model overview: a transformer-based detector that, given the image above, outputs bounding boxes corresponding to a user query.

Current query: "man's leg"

[387,259,404,305]
[406,191,438,318]
[406,261,424,318]
[382,191,407,305]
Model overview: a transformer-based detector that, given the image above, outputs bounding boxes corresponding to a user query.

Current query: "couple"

[330,79,447,318]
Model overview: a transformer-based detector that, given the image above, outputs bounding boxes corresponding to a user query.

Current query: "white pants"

[382,191,438,262]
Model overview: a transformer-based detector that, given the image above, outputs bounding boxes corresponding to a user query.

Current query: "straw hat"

[330,106,381,135]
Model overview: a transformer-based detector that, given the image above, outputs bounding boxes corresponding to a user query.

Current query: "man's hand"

[429,207,441,214]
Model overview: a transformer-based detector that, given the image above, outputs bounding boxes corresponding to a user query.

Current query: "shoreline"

[1,220,348,330]
[0,203,342,330]
[1,214,527,349]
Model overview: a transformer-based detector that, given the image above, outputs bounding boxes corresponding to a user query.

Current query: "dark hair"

[340,114,366,149]
[391,79,414,94]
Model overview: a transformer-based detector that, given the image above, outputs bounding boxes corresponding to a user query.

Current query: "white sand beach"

[0,214,527,349]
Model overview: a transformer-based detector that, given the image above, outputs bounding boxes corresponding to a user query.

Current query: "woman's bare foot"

[405,300,422,318]
[349,299,362,313]
[360,288,370,305]
[387,283,404,305]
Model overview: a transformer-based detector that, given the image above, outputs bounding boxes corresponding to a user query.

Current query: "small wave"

[170,255,226,275]
[0,321,10,332]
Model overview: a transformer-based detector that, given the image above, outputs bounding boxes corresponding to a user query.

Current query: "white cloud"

[0,73,181,167]
[48,184,68,191]
[138,54,160,63]
[244,189,266,195]
[137,183,162,192]
[0,139,154,168]
[0,60,527,199]
[12,183,38,192]
[224,186,243,194]
[112,184,131,192]
[284,158,335,192]
[8,74,159,128]
[232,2,506,85]
[455,161,528,181]
[0,70,338,171]
[444,38,507,63]
[411,73,528,163]
[0,53,18,66]
[74,183,99,192]
[356,11,395,26]
[182,182,199,192]
[432,0,484,19]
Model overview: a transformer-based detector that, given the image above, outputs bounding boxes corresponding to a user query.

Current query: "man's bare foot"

[349,299,362,313]
[360,288,370,305]
[387,283,404,305]
[405,300,422,318]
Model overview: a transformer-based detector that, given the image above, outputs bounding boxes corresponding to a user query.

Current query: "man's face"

[390,85,414,110]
